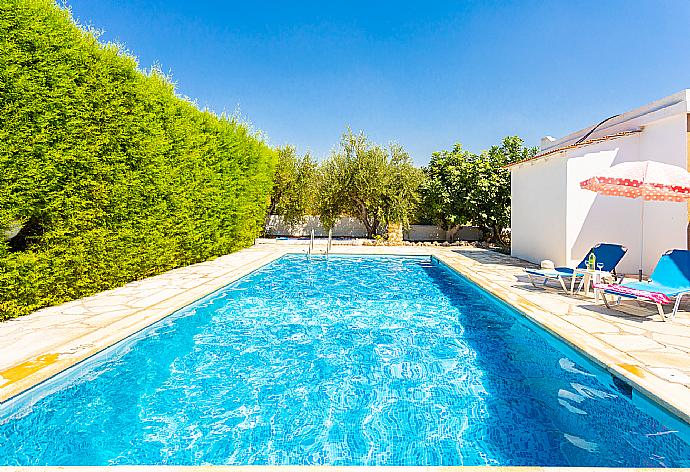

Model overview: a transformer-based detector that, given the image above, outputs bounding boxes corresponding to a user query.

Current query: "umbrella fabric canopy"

[580,161,690,280]
[581,161,690,201]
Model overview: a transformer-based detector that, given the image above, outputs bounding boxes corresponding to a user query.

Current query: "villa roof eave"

[504,128,643,170]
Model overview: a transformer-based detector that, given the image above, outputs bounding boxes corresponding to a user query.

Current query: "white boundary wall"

[265,216,481,241]
[265,216,368,238]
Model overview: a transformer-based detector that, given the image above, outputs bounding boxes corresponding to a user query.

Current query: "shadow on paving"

[510,273,668,323]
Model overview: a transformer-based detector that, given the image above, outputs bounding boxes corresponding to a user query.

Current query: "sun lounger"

[596,249,690,322]
[525,243,627,293]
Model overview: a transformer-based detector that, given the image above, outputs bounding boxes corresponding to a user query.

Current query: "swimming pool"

[0,254,688,466]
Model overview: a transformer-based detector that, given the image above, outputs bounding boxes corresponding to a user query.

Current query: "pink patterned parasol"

[580,161,690,201]
[580,161,690,280]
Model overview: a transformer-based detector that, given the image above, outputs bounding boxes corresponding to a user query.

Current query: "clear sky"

[65,0,690,165]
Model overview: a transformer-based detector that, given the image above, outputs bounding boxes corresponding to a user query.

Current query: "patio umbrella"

[580,160,690,280]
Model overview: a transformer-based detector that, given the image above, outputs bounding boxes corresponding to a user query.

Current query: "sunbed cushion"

[618,280,688,297]
[594,283,672,305]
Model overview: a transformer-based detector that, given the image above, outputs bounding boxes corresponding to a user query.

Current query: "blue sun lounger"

[525,243,627,293]
[601,249,690,322]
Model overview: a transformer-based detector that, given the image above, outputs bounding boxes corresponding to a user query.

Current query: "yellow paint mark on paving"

[618,363,645,377]
[0,353,59,386]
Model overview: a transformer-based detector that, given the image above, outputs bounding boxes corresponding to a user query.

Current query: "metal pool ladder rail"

[308,229,315,256]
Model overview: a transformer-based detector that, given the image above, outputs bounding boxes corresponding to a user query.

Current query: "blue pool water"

[1,255,689,466]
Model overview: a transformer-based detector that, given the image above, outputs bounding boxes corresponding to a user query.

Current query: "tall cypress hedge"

[0,0,276,320]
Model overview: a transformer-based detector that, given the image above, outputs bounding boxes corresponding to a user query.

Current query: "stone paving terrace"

[1,243,689,429]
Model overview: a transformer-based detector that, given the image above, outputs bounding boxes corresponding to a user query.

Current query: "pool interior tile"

[0,243,689,430]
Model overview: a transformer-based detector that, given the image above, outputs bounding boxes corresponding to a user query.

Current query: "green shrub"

[0,0,276,320]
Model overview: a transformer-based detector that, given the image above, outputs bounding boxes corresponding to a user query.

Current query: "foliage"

[318,129,423,238]
[0,0,276,320]
[267,145,319,228]
[420,136,537,242]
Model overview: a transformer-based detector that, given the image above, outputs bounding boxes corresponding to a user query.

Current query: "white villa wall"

[637,114,689,274]
[565,134,641,272]
[511,157,568,265]
[511,90,690,276]
[566,114,688,275]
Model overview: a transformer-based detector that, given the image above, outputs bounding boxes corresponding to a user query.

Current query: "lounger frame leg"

[668,293,684,322]
[558,276,568,293]
[604,295,623,306]
[602,292,612,309]
[577,276,585,292]
[656,303,667,321]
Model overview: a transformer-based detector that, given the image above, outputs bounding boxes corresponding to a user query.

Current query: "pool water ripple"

[0,255,688,466]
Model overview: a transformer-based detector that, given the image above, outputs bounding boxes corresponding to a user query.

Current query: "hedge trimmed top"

[0,0,276,320]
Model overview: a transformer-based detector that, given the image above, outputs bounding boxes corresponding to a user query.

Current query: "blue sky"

[66,0,690,165]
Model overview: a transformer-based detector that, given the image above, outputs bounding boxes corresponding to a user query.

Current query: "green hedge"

[0,0,276,320]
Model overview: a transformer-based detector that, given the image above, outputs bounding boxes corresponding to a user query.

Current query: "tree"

[420,136,537,243]
[419,144,476,231]
[267,145,318,228]
[318,129,423,238]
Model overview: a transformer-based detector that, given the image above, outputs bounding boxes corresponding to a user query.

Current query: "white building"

[508,90,690,276]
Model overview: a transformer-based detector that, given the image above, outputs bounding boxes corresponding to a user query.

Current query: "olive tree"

[267,145,319,228]
[318,129,423,238]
